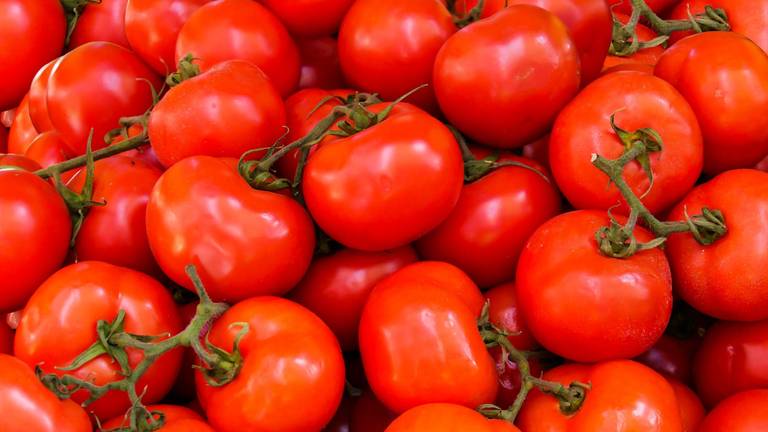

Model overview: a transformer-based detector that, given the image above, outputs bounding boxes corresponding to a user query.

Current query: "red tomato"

[0,0,65,110]
[350,390,396,432]
[25,131,75,181]
[417,152,561,287]
[7,94,39,155]
[635,334,700,384]
[0,354,91,432]
[261,0,355,37]
[434,5,580,149]
[28,59,57,132]
[289,246,418,351]
[385,403,513,432]
[147,156,316,303]
[603,13,665,71]
[550,71,703,215]
[125,0,210,75]
[698,389,768,431]
[669,0,768,52]
[0,321,11,354]
[0,170,70,312]
[669,380,705,432]
[70,0,130,49]
[196,297,345,432]
[485,282,538,350]
[149,60,286,168]
[47,42,161,156]
[303,104,464,251]
[610,0,678,14]
[655,32,768,174]
[665,170,768,320]
[103,404,214,432]
[0,154,43,171]
[175,0,300,96]
[14,261,183,420]
[297,37,346,90]
[517,360,683,431]
[516,210,673,362]
[338,0,456,112]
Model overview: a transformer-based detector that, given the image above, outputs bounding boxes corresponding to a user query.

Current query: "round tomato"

[669,380,705,432]
[28,59,57,133]
[297,37,346,90]
[603,13,665,71]
[7,94,39,155]
[351,390,397,432]
[103,404,214,432]
[262,0,355,37]
[698,390,768,431]
[635,334,700,384]
[70,0,131,49]
[668,0,768,52]
[385,403,517,432]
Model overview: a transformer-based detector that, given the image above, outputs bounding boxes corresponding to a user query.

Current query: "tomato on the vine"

[668,0,768,52]
[69,0,131,49]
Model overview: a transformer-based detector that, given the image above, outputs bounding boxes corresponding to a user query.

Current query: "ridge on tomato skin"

[7,94,39,156]
[27,58,57,133]
[698,389,768,431]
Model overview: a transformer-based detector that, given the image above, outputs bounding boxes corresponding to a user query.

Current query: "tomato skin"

[669,380,705,432]
[602,13,665,71]
[297,37,346,90]
[47,42,161,156]
[25,131,76,180]
[517,360,683,432]
[7,94,39,155]
[147,156,316,303]
[635,334,700,384]
[485,282,538,350]
[668,0,768,52]
[516,210,673,362]
[262,0,355,37]
[149,60,286,168]
[550,71,703,215]
[665,170,768,320]
[289,246,418,351]
[655,32,768,174]
[70,0,130,49]
[196,297,345,432]
[698,389,768,431]
[14,261,183,420]
[103,404,214,431]
[350,390,397,432]
[0,170,70,312]
[0,154,43,171]
[175,0,300,96]
[28,59,57,133]
[385,403,508,432]
[493,347,543,409]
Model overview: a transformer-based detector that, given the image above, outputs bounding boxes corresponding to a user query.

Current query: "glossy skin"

[0,170,70,312]
[669,380,705,432]
[290,246,418,351]
[385,404,515,432]
[516,210,673,362]
[666,170,768,320]
[655,32,768,174]
[262,0,355,37]
[603,14,664,71]
[0,154,43,171]
[635,334,700,384]
[175,0,300,96]
[0,0,65,110]
[550,71,703,215]
[297,37,346,90]
[303,104,464,251]
[7,94,39,155]
[147,156,316,303]
[350,390,396,432]
[70,0,130,49]
[47,42,161,156]
[417,152,561,287]
[338,0,455,112]
[359,263,497,413]
[698,390,768,431]
[669,0,768,52]
[15,262,183,420]
[103,404,214,431]
[196,297,345,432]
[149,60,286,168]
[28,59,56,132]
[517,361,683,432]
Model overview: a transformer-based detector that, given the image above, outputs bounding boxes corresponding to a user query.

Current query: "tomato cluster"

[2,0,768,431]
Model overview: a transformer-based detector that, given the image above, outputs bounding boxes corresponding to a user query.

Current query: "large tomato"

[698,390,768,431]
[550,71,703,214]
[69,0,130,49]
[665,169,768,320]
[103,404,214,432]
[297,37,346,90]
[385,404,519,432]
[516,210,673,362]
[175,0,300,96]
[668,0,768,52]
[261,0,355,37]
[28,59,57,133]
[7,94,39,155]
[669,380,705,432]
[14,261,183,420]
[146,156,315,303]
[196,297,345,432]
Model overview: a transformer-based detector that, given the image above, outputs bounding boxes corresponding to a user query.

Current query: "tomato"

[14,261,183,420]
[303,104,463,251]
[103,404,214,432]
[196,296,345,431]
[516,210,673,362]
[668,0,768,52]
[47,42,160,156]
[28,59,57,133]
[175,0,300,96]
[669,380,705,432]
[147,156,316,303]
[385,403,515,432]
[297,37,346,90]
[517,360,682,431]
[434,5,580,149]
[665,169,768,320]
[655,32,768,174]
[0,154,43,172]
[350,390,397,432]
[610,0,677,14]
[338,0,456,112]
[698,389,768,431]
[550,71,703,215]
[359,262,497,413]
[417,152,561,287]
[0,354,91,432]
[485,282,538,350]
[0,170,70,312]
[70,0,130,49]
[0,321,11,354]
[635,334,700,384]
[0,0,65,110]
[262,0,355,37]
[25,131,75,181]
[289,246,418,351]
[7,94,39,155]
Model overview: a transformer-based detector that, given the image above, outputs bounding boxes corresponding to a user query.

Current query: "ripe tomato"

[550,71,703,215]
[669,380,705,432]
[175,0,300,96]
[297,37,346,90]
[25,131,74,180]
[70,0,130,49]
[0,154,42,172]
[28,59,57,133]
[350,390,397,432]
[417,151,561,287]
[103,404,214,432]
[47,42,161,156]
[602,13,665,71]
[0,354,91,432]
[635,334,700,384]
[655,32,768,174]
[485,282,538,350]
[0,0,65,110]
[7,94,39,155]
[289,246,418,351]
[434,5,580,149]
[385,403,516,432]
[14,261,183,420]
[665,169,768,320]
[149,60,286,168]
[516,210,673,362]
[147,156,315,303]
[668,0,768,52]
[196,296,345,431]
[0,321,11,354]
[698,390,768,431]
[517,360,682,431]
[261,0,355,37]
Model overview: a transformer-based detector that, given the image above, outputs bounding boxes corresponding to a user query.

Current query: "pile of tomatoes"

[2,0,768,431]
